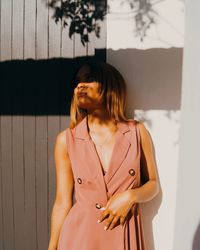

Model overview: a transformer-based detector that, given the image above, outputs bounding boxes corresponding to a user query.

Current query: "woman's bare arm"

[48,129,74,250]
[129,122,159,204]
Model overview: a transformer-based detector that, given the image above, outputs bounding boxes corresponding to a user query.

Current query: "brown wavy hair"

[69,59,130,129]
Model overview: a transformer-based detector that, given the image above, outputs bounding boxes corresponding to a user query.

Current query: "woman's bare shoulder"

[136,121,148,132]
[126,119,150,139]
[136,121,152,146]
[55,128,70,149]
[56,128,67,141]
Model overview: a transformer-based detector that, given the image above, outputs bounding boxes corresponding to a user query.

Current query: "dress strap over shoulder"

[125,119,141,157]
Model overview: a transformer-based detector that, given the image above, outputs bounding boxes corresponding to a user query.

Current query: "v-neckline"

[92,130,119,178]
[86,116,120,178]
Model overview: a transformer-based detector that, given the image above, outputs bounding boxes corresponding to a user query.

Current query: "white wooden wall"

[0,0,106,61]
[0,1,106,250]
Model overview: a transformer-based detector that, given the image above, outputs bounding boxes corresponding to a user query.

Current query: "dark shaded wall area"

[0,50,106,115]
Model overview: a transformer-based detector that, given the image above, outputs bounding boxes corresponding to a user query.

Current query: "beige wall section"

[0,1,105,250]
[173,0,200,249]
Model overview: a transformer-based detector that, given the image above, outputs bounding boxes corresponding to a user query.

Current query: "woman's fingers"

[98,211,126,230]
[107,215,120,230]
[104,214,115,230]
[97,209,110,223]
[120,216,125,226]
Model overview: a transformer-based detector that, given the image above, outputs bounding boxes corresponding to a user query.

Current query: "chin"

[77,102,90,109]
[77,98,94,108]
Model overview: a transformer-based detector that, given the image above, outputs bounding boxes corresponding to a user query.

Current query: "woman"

[48,60,159,250]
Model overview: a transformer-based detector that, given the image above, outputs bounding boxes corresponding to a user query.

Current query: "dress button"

[95,203,102,209]
[77,177,82,184]
[129,169,135,176]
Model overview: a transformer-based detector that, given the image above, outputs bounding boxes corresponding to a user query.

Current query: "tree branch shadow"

[46,0,161,44]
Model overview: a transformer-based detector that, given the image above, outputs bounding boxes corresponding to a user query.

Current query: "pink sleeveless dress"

[57,115,146,250]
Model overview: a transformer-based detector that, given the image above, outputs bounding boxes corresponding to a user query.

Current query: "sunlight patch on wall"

[107,0,185,50]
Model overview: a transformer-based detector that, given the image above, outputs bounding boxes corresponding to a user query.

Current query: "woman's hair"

[69,59,130,129]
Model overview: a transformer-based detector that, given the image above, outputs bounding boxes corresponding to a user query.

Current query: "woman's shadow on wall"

[193,222,200,250]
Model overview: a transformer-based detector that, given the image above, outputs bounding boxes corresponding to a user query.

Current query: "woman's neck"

[86,112,117,133]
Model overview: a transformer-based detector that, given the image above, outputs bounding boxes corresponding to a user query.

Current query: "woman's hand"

[97,189,136,230]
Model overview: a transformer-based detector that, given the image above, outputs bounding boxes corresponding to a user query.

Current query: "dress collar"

[74,115,131,141]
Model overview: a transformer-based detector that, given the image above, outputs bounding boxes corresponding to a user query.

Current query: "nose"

[77,83,87,90]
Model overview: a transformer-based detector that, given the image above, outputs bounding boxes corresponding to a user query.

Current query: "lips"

[77,92,87,97]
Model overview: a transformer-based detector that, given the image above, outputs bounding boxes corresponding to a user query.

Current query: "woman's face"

[74,81,104,111]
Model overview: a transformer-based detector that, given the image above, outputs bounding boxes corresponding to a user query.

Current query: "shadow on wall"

[0,48,183,116]
[0,50,105,115]
[193,222,200,250]
[107,48,183,111]
[47,0,157,45]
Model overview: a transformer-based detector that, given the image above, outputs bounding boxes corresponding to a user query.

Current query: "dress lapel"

[103,128,132,185]
[74,115,132,200]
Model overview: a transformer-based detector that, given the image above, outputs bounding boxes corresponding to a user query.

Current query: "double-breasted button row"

[77,177,82,184]
[129,168,135,176]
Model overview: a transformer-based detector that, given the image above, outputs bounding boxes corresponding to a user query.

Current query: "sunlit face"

[74,81,104,111]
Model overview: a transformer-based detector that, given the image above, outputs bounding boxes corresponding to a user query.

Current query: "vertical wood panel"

[12,0,24,59]
[47,64,61,240]
[12,4,25,248]
[61,17,74,58]
[36,116,48,250]
[74,1,87,58]
[35,67,48,250]
[23,66,37,249]
[1,117,14,250]
[47,116,60,239]
[49,0,61,58]
[35,2,49,247]
[0,116,3,250]
[0,0,12,60]
[24,0,36,59]
[9,61,24,250]
[0,0,1,60]
[0,1,14,247]
[12,116,24,250]
[36,0,48,59]
[23,0,37,245]
[24,116,37,250]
